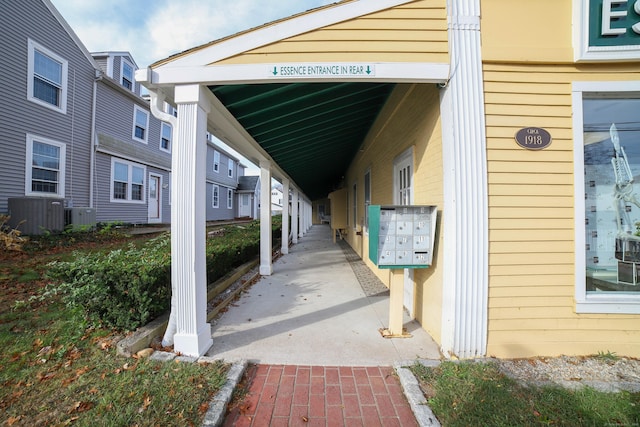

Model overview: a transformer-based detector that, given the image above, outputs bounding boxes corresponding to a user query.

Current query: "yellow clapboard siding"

[484,92,570,107]
[490,207,573,219]
[484,62,639,74]
[328,18,446,31]
[489,173,573,185]
[490,252,574,265]
[220,51,450,64]
[488,306,577,320]
[485,103,571,118]
[489,317,639,332]
[485,114,569,129]
[486,139,572,152]
[248,40,448,54]
[297,29,448,42]
[486,149,573,161]
[490,228,574,241]
[489,184,573,197]
[489,195,573,207]
[484,71,591,84]
[490,277,573,290]
[488,330,640,343]
[490,264,573,276]
[483,81,571,95]
[488,162,572,174]
[490,218,574,229]
[489,295,573,308]
[486,126,573,140]
[490,240,574,253]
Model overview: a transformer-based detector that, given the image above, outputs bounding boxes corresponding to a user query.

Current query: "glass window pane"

[114,182,127,199]
[34,50,61,85]
[135,109,147,127]
[114,162,128,182]
[584,96,640,294]
[132,166,144,184]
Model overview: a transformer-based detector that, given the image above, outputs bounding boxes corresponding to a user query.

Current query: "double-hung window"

[121,59,134,91]
[227,189,233,209]
[573,81,640,314]
[25,134,66,197]
[27,39,68,113]
[213,151,220,172]
[132,105,149,143]
[212,185,219,208]
[111,158,145,203]
[228,159,234,178]
[160,122,172,153]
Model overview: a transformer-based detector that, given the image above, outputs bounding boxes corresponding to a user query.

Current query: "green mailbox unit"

[368,205,437,269]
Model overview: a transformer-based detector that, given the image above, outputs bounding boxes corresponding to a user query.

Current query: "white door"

[394,148,415,317]
[239,193,251,217]
[148,174,161,223]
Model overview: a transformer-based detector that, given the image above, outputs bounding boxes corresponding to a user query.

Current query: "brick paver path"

[223,364,418,427]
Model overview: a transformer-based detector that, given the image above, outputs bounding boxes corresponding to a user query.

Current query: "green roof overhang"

[208,82,395,200]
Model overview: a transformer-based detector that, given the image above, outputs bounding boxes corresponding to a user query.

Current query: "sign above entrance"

[269,63,376,78]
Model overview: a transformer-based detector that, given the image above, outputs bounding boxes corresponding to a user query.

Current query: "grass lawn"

[411,360,640,427]
[0,231,229,426]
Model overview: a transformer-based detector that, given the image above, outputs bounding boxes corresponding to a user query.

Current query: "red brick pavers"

[223,364,418,427]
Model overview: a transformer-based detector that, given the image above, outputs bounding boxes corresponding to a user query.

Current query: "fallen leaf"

[7,416,22,425]
[198,401,209,415]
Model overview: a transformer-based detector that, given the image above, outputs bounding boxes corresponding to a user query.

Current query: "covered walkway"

[207,224,441,365]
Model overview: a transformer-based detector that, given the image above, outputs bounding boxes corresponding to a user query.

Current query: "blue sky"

[50,0,335,70]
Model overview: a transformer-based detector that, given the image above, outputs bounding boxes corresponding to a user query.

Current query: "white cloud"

[51,0,336,69]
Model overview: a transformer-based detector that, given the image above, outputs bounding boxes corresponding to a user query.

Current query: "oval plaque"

[515,127,552,150]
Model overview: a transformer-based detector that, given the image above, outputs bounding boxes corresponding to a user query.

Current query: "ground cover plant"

[0,220,284,425]
[411,360,640,427]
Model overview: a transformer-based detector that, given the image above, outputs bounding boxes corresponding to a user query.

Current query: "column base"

[173,323,213,357]
[260,264,273,276]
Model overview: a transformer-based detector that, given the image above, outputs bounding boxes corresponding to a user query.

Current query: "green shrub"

[47,233,172,330]
[45,220,277,331]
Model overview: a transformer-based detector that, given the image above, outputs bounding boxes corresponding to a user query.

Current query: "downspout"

[146,89,178,346]
[89,70,101,209]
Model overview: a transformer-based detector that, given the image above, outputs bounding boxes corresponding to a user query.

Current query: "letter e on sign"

[515,127,552,150]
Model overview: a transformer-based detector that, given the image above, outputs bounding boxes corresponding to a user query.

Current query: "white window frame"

[110,158,146,204]
[573,80,640,314]
[25,134,66,198]
[120,58,134,91]
[227,188,233,209]
[213,151,220,173]
[228,159,234,178]
[132,105,149,144]
[27,39,68,113]
[212,184,219,208]
[160,122,172,153]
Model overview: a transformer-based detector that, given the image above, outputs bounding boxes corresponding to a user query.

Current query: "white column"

[259,160,273,275]
[171,84,212,357]
[306,200,311,232]
[299,199,305,239]
[281,179,290,254]
[291,188,299,244]
[440,0,489,359]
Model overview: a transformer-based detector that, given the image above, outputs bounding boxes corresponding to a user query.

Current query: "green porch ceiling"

[209,82,395,200]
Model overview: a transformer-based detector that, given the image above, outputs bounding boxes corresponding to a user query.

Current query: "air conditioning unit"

[65,207,97,230]
[7,197,65,235]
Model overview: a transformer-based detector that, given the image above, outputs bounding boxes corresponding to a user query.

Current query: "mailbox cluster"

[368,205,437,269]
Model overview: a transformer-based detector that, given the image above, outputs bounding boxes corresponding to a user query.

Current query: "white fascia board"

[156,0,416,69]
[150,62,450,86]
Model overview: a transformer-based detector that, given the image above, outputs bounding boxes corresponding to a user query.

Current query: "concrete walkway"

[206,224,441,365]
[205,224,441,426]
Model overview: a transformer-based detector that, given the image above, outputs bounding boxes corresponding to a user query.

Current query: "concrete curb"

[394,360,441,427]
[202,359,248,427]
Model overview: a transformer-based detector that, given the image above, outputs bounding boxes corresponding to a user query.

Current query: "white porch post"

[172,84,213,357]
[299,199,305,239]
[440,0,489,358]
[260,160,273,275]
[281,179,290,255]
[292,187,299,244]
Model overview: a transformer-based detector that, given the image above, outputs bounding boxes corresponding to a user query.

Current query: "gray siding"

[206,144,240,188]
[0,0,96,213]
[93,78,171,224]
[206,182,236,221]
[111,54,142,97]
